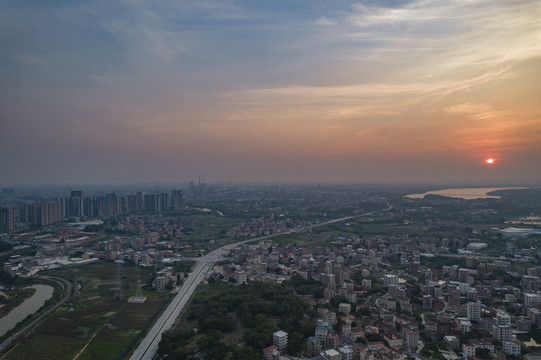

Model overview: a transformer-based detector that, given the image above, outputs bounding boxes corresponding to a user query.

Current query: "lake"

[405,187,526,200]
[0,284,54,337]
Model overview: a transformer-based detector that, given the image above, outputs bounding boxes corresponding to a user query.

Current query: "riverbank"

[0,284,54,337]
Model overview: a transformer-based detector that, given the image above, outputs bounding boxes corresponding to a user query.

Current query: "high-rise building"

[64,190,83,217]
[136,192,143,212]
[315,321,329,346]
[467,302,481,322]
[158,193,169,212]
[39,201,62,226]
[325,261,334,274]
[145,194,157,212]
[423,295,433,310]
[0,207,14,233]
[127,195,137,213]
[335,269,345,286]
[171,190,183,211]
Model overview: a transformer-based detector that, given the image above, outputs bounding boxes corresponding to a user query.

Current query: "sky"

[1,0,540,186]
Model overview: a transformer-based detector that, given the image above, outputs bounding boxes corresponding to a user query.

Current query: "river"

[0,284,54,337]
[405,187,526,200]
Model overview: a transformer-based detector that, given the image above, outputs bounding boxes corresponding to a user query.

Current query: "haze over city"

[1,0,540,186]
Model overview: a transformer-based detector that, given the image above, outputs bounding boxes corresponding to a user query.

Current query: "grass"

[3,261,169,360]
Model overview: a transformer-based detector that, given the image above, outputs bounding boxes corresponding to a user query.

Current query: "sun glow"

[485,158,495,164]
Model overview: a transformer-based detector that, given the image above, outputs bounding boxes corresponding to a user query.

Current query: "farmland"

[2,262,169,360]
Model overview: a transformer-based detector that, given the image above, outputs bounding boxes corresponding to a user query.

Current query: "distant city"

[0,184,541,359]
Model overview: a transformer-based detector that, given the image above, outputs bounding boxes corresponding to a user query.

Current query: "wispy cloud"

[8,50,42,66]
[1,0,540,185]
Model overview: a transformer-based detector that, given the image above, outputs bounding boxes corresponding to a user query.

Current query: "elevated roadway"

[130,211,383,359]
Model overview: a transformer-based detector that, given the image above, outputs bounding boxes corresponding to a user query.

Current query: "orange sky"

[1,0,540,185]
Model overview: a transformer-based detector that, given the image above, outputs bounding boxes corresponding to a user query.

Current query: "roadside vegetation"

[159,281,315,359]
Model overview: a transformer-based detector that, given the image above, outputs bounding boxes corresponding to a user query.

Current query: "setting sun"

[486,158,495,164]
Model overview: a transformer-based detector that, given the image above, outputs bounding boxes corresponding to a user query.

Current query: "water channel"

[0,284,54,337]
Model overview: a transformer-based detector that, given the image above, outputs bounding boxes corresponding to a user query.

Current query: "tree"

[165,280,175,291]
[0,240,13,252]
[476,348,490,359]
[366,333,382,342]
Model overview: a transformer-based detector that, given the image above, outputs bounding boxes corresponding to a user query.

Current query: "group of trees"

[158,281,315,359]
[289,273,323,298]
[0,268,30,287]
[0,240,13,253]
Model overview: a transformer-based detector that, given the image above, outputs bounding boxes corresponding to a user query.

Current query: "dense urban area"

[1,183,541,360]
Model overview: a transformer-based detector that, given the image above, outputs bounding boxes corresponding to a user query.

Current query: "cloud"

[444,102,511,120]
[315,17,335,26]
[8,50,42,66]
[1,0,541,185]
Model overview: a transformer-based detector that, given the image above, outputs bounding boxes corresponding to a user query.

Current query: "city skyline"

[1,0,540,186]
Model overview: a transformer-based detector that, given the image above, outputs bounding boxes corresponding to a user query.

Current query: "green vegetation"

[0,246,38,262]
[420,255,466,270]
[6,262,168,360]
[173,261,196,273]
[419,341,447,360]
[0,267,17,286]
[159,281,315,359]
[288,274,323,298]
[516,325,541,344]
[84,224,104,232]
[0,240,13,252]
[365,332,382,342]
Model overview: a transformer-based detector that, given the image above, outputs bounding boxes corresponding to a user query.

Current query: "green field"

[3,262,169,360]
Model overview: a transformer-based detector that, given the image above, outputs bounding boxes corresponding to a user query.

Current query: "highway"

[129,212,383,360]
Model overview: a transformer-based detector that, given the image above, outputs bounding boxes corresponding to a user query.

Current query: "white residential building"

[497,311,511,326]
[384,274,399,287]
[339,303,351,315]
[525,293,540,307]
[493,325,513,342]
[467,302,481,322]
[273,330,288,352]
[321,349,341,360]
[503,341,521,356]
[337,345,354,360]
[462,344,475,357]
[457,318,472,333]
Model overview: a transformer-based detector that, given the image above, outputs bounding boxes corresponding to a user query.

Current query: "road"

[129,212,378,360]
[0,275,72,353]
[128,254,220,360]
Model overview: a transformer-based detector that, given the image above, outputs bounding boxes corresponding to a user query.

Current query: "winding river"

[0,284,54,337]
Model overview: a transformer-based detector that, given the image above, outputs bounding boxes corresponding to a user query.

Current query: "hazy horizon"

[1,180,538,191]
[2,1,540,186]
